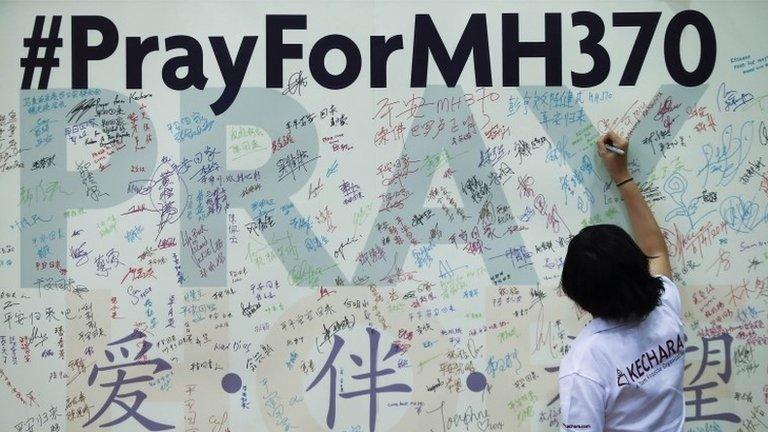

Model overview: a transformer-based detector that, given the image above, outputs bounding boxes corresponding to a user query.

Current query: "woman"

[558,131,685,431]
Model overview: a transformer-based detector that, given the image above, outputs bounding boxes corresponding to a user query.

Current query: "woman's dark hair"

[560,224,665,322]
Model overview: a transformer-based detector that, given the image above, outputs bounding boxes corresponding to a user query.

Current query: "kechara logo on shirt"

[616,334,685,387]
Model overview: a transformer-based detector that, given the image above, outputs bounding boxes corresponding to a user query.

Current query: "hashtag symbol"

[20,15,63,89]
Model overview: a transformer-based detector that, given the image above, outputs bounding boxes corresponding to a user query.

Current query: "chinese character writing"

[307,327,411,432]
[84,329,173,430]
[684,333,741,423]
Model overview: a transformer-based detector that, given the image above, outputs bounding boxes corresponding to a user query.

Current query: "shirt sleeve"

[559,372,606,432]
[655,274,682,318]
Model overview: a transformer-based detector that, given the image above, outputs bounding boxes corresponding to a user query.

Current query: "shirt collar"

[585,317,629,334]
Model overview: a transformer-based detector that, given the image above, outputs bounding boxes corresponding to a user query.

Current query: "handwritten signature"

[698,121,753,188]
[717,82,755,112]
[65,98,100,123]
[653,96,681,132]
[282,71,308,96]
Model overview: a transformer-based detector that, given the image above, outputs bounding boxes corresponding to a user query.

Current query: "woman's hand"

[596,130,630,183]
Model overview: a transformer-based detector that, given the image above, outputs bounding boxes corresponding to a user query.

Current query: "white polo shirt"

[559,275,686,432]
